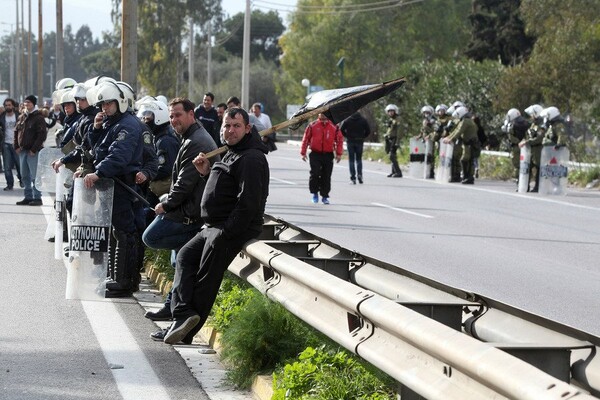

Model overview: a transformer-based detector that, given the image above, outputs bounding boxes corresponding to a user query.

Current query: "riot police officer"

[81,81,144,298]
[540,106,567,148]
[502,108,530,185]
[444,106,479,184]
[384,104,403,177]
[519,104,544,192]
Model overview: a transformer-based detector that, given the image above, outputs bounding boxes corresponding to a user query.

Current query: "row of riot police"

[50,77,179,298]
[408,101,483,184]
[502,105,567,192]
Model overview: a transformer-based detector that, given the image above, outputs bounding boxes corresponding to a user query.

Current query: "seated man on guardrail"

[163,107,270,345]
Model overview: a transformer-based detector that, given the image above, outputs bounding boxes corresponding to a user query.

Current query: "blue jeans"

[346,140,364,180]
[142,214,202,251]
[19,150,41,200]
[3,143,21,188]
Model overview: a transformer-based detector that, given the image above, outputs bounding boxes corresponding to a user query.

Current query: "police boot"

[461,161,474,184]
[531,173,540,193]
[105,230,136,298]
[131,234,145,292]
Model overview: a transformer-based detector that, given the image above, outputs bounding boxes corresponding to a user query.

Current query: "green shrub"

[568,166,600,187]
[145,248,175,281]
[478,153,514,181]
[220,293,321,388]
[210,280,255,332]
[272,346,397,400]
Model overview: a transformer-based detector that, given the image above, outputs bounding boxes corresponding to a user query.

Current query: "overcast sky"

[0,0,296,40]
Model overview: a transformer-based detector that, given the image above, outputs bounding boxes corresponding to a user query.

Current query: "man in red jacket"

[300,113,343,205]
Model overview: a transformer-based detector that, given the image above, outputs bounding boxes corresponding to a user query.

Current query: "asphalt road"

[264,142,600,337]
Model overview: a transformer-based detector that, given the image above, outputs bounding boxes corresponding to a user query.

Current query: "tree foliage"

[217,10,285,63]
[277,0,471,103]
[464,0,534,66]
[494,0,600,128]
[383,58,505,139]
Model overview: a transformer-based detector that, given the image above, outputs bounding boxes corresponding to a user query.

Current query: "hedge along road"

[265,142,600,337]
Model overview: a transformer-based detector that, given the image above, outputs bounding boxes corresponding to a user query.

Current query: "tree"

[217,10,285,63]
[495,0,600,120]
[464,0,535,66]
[277,0,471,104]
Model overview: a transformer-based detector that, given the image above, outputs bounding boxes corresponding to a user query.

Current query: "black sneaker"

[150,328,169,341]
[16,199,32,205]
[19,180,24,188]
[3,186,13,191]
[28,199,43,206]
[164,314,200,344]
[145,306,173,321]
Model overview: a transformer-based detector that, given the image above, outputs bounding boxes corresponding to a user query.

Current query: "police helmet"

[435,104,448,114]
[524,104,543,119]
[137,100,169,125]
[59,89,76,106]
[71,83,89,102]
[55,77,77,90]
[155,95,168,106]
[420,105,434,116]
[116,81,136,110]
[506,108,520,123]
[83,75,117,90]
[452,106,469,119]
[540,106,560,122]
[94,81,129,113]
[385,104,399,113]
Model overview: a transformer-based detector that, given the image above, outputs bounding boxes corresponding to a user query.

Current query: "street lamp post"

[47,56,54,96]
[301,78,310,97]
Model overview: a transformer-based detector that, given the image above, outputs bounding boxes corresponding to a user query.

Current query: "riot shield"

[518,144,531,193]
[35,147,63,192]
[66,178,114,300]
[539,146,570,195]
[436,141,454,183]
[54,166,72,259]
[409,138,426,179]
[424,139,434,179]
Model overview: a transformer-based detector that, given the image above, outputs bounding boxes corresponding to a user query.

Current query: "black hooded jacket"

[339,112,371,142]
[201,127,269,239]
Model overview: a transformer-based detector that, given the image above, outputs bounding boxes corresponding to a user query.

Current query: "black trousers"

[171,226,259,329]
[308,151,334,197]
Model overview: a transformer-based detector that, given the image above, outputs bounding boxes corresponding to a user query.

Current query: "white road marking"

[270,177,297,185]
[41,195,171,400]
[81,301,171,400]
[371,202,434,219]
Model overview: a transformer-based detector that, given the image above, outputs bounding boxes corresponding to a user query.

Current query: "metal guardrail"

[228,216,600,400]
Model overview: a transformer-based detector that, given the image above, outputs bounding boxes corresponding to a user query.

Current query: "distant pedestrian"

[252,102,276,152]
[339,112,370,184]
[14,95,47,205]
[1,98,23,190]
[300,113,343,204]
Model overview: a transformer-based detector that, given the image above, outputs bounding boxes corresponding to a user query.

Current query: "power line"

[253,0,424,14]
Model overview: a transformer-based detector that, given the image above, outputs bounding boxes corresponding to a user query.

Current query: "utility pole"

[188,18,194,100]
[37,0,43,102]
[121,0,138,89]
[28,0,32,96]
[15,0,21,100]
[206,20,212,91]
[55,0,63,82]
[241,0,250,108]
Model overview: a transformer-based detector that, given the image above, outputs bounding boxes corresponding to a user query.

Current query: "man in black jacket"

[142,98,218,329]
[163,107,269,345]
[339,112,370,184]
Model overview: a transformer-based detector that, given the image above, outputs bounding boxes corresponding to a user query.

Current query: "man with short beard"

[14,95,47,205]
[1,98,23,190]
